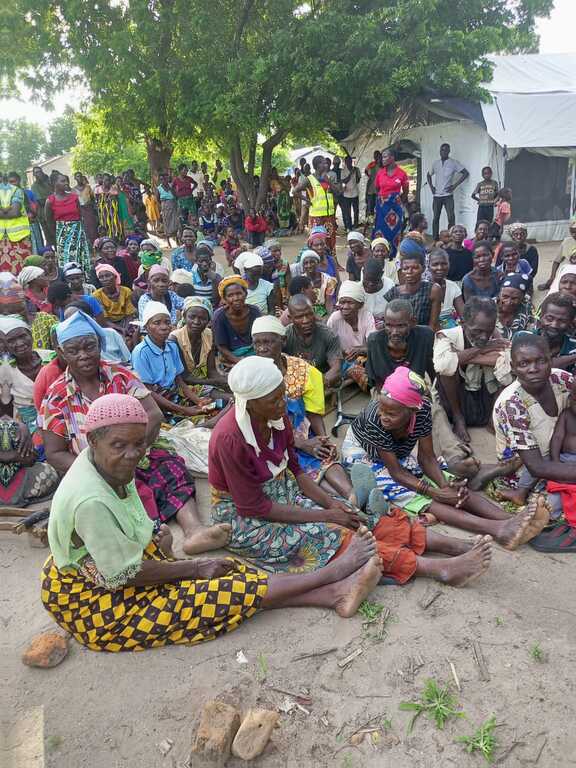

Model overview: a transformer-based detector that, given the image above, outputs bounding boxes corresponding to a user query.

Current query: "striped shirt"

[351,398,432,461]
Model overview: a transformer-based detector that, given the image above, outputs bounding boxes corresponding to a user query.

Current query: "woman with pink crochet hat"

[41,393,385,651]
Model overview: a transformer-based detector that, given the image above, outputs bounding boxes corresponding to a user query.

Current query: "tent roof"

[481,54,576,149]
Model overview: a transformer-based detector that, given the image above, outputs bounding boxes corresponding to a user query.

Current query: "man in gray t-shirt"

[284,296,342,389]
[427,143,469,239]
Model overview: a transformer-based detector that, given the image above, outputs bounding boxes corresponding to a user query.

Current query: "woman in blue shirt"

[131,301,215,423]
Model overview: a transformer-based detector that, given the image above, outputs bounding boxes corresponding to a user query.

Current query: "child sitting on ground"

[498,376,576,514]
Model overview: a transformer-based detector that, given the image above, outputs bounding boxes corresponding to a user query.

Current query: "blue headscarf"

[399,237,426,260]
[56,310,108,350]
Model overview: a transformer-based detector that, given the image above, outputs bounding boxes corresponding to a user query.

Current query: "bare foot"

[497,487,529,506]
[468,463,507,491]
[182,523,232,555]
[436,536,492,587]
[495,504,538,550]
[453,418,471,444]
[515,494,550,547]
[446,456,481,480]
[333,555,382,618]
[325,525,377,583]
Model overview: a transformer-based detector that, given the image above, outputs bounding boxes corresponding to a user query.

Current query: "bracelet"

[417,479,432,495]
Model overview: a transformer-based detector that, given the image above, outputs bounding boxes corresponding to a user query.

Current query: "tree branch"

[234,0,256,56]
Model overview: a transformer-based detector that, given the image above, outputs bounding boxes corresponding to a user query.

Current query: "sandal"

[528,522,576,552]
[417,512,439,527]
[350,463,377,511]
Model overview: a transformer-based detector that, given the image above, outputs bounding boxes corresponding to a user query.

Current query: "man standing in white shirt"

[189,160,204,200]
[341,155,362,231]
[427,143,469,240]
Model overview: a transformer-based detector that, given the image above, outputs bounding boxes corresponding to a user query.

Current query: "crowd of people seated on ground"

[2,150,576,655]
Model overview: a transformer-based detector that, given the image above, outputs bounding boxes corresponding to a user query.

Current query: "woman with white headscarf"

[18,265,50,313]
[327,281,375,391]
[238,252,278,314]
[209,356,464,586]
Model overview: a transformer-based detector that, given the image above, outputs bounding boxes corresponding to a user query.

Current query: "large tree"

[45,106,78,158]
[3,119,46,178]
[18,0,553,204]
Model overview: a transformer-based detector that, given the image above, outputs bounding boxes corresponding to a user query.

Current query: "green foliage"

[399,679,464,733]
[457,715,498,763]
[10,0,554,194]
[1,119,46,178]
[358,600,385,622]
[45,107,77,158]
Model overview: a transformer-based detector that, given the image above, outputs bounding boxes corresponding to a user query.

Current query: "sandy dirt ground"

[5,234,576,768]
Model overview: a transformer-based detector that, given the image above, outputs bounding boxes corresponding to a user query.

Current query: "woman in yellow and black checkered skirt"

[41,394,381,652]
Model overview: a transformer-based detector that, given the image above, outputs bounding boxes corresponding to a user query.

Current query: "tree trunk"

[229,135,256,210]
[146,137,173,186]
[256,130,288,209]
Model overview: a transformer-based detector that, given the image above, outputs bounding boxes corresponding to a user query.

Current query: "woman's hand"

[17,423,34,462]
[305,436,337,461]
[325,503,362,530]
[192,559,235,579]
[430,482,469,508]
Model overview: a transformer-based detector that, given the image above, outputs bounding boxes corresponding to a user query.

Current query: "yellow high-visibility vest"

[0,185,30,242]
[308,175,335,217]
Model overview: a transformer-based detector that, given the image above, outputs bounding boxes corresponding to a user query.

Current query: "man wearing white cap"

[346,231,370,281]
[327,281,376,391]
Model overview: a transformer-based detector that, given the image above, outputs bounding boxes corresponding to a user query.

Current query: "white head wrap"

[347,231,364,243]
[251,315,287,338]
[140,237,160,249]
[227,356,284,455]
[234,252,250,275]
[0,316,30,334]
[550,264,576,294]
[170,268,195,286]
[243,252,264,270]
[338,280,365,304]
[17,266,45,287]
[300,249,321,263]
[142,300,171,327]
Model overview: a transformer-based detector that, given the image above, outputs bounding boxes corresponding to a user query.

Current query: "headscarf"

[17,266,45,288]
[550,264,576,294]
[170,269,195,286]
[182,296,213,319]
[399,237,426,259]
[251,315,286,337]
[95,263,121,289]
[125,234,141,245]
[148,264,169,279]
[264,238,280,250]
[38,247,56,257]
[338,280,365,304]
[85,393,148,433]
[196,239,214,253]
[142,300,171,327]
[347,231,364,244]
[501,273,529,293]
[370,237,391,252]
[0,273,25,305]
[308,225,328,243]
[381,367,427,434]
[227,356,284,455]
[254,246,274,267]
[218,275,248,299]
[63,261,84,278]
[243,252,264,270]
[56,310,108,350]
[94,237,116,251]
[508,222,527,237]
[405,230,425,244]
[140,250,163,269]
[299,249,321,264]
[23,255,45,267]
[140,238,160,250]
[0,316,30,334]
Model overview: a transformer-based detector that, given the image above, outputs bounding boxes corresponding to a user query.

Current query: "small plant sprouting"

[530,643,545,662]
[457,715,498,763]
[399,679,463,733]
[358,600,384,622]
[256,652,269,681]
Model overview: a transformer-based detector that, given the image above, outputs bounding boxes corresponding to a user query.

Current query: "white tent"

[342,54,576,241]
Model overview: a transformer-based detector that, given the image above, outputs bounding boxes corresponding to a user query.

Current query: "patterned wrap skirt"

[41,541,268,652]
[56,220,91,273]
[0,236,31,274]
[211,470,346,573]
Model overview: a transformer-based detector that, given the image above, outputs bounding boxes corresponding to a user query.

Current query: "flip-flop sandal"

[350,463,377,511]
[368,488,392,518]
[528,522,576,552]
[417,512,439,526]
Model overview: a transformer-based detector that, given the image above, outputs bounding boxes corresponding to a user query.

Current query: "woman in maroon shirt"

[373,149,410,258]
[172,163,197,232]
[45,173,91,273]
